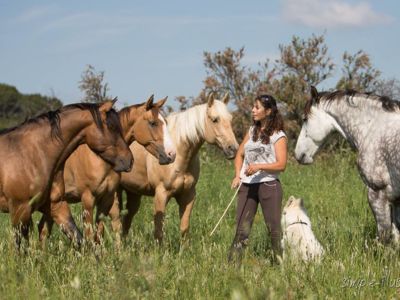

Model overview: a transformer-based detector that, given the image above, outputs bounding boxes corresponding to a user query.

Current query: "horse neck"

[168,106,207,171]
[51,110,95,172]
[119,106,141,144]
[321,97,387,150]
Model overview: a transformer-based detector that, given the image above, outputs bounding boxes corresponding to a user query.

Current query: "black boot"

[228,239,248,265]
[271,235,282,264]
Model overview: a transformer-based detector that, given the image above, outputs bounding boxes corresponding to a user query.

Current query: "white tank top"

[240,127,286,184]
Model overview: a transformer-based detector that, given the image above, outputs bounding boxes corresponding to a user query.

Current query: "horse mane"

[167,104,207,144]
[0,103,119,141]
[118,102,143,125]
[304,89,398,120]
[167,101,230,144]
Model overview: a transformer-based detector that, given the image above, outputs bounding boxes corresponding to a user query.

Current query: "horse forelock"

[212,100,232,121]
[105,108,123,134]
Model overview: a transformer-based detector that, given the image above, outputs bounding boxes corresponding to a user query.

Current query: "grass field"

[0,148,399,299]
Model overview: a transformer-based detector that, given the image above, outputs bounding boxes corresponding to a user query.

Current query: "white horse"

[295,86,400,244]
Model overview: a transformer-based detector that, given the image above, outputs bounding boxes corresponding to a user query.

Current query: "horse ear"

[311,86,319,99]
[155,96,168,108]
[222,92,230,104]
[145,94,155,111]
[207,92,215,107]
[99,100,114,113]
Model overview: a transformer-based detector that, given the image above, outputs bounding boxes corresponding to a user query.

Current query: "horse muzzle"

[113,155,134,172]
[158,150,176,165]
[296,153,314,165]
[223,144,238,160]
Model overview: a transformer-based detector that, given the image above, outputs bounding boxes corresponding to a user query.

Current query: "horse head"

[127,95,176,165]
[203,92,239,159]
[294,86,338,164]
[83,99,133,172]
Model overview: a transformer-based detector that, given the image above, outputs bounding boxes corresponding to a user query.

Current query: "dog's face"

[282,195,309,227]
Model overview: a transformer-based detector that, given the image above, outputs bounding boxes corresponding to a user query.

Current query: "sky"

[0,0,399,108]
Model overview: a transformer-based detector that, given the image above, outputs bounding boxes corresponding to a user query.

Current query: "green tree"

[0,83,63,128]
[193,34,336,141]
[336,50,381,91]
[79,65,112,103]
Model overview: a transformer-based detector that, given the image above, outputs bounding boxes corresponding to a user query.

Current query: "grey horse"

[295,86,400,244]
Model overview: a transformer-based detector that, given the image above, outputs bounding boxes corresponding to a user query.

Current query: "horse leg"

[94,193,115,244]
[368,188,392,244]
[50,172,83,247]
[38,214,54,247]
[81,190,96,241]
[51,200,83,247]
[154,189,169,244]
[109,191,123,247]
[176,188,196,240]
[10,203,32,251]
[390,202,400,245]
[122,190,142,237]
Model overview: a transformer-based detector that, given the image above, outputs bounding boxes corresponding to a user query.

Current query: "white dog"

[281,195,324,262]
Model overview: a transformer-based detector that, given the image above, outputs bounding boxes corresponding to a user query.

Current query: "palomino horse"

[38,95,176,243]
[295,86,400,244]
[111,93,239,242]
[0,100,132,247]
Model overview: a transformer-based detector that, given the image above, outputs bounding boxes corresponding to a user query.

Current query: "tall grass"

[0,150,399,299]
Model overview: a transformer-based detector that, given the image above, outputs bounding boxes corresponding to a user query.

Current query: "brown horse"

[0,100,132,248]
[38,95,176,243]
[112,93,238,242]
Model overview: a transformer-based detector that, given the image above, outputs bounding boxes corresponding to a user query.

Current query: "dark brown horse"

[0,100,132,247]
[38,96,176,243]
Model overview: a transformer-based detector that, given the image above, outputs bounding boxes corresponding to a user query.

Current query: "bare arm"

[231,132,249,188]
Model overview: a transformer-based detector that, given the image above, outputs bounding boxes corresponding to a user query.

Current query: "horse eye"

[149,120,157,127]
[212,117,219,123]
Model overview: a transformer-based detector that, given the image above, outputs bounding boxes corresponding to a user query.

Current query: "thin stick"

[210,182,242,236]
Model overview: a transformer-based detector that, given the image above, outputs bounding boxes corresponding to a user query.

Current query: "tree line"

[1,34,399,149]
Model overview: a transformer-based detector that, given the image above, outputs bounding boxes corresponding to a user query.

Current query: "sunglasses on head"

[256,95,276,105]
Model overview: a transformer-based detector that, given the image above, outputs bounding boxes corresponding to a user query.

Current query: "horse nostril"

[228,145,238,153]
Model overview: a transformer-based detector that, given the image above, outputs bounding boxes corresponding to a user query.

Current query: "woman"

[229,94,287,262]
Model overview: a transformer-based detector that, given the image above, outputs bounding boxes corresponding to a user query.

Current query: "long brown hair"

[252,94,284,144]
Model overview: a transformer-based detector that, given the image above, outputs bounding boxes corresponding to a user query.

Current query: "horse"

[38,95,176,243]
[110,92,239,242]
[0,100,133,248]
[294,86,400,244]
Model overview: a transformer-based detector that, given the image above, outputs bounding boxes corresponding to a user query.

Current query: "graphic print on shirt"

[245,143,272,166]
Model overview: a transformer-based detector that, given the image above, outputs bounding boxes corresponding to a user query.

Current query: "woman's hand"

[231,176,241,189]
[245,164,260,176]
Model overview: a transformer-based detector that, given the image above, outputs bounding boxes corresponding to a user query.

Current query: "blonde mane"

[167,100,231,144]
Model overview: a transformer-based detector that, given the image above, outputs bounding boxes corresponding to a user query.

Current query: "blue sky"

[0,0,399,108]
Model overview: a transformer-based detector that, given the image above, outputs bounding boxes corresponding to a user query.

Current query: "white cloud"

[282,0,393,28]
